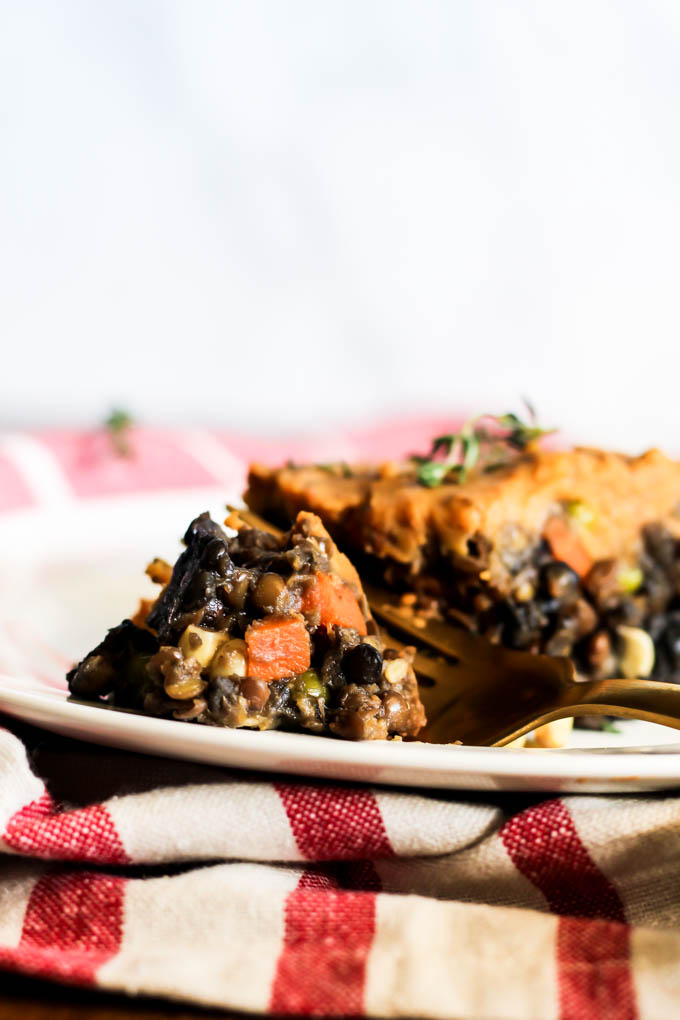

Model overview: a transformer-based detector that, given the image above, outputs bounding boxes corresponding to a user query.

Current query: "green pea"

[565,500,596,528]
[618,565,643,594]
[296,669,328,700]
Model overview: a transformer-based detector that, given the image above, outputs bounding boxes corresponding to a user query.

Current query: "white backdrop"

[2,1,680,452]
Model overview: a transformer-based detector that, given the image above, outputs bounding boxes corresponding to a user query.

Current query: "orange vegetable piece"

[543,517,593,578]
[245,615,311,680]
[300,572,368,635]
[130,598,156,632]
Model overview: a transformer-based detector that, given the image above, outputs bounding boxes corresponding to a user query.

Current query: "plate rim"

[3,678,680,785]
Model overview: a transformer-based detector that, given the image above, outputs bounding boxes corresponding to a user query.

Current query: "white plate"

[3,490,680,793]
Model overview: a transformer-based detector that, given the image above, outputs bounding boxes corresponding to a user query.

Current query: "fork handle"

[573,676,680,731]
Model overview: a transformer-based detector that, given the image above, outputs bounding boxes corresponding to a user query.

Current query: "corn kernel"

[618,626,655,679]
[178,625,224,668]
[526,718,574,748]
[210,639,249,679]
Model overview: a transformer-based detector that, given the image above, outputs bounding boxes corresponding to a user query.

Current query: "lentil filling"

[67,510,425,741]
[384,519,680,690]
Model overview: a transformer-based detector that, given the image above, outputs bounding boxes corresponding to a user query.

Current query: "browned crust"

[246,448,680,589]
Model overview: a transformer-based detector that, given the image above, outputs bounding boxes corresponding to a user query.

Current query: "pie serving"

[67,510,425,740]
[247,438,680,692]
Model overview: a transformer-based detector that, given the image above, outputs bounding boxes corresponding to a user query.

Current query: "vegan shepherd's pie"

[247,420,680,691]
[67,510,425,740]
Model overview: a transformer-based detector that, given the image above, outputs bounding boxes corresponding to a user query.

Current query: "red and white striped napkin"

[2,722,680,1019]
[1,425,680,1019]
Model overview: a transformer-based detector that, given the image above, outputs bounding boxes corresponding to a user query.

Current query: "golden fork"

[234,507,680,746]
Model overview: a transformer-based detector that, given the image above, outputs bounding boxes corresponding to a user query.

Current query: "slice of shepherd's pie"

[67,510,425,740]
[246,413,680,692]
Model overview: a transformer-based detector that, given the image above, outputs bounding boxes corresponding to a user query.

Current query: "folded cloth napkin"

[1,721,680,1020]
[3,426,680,1019]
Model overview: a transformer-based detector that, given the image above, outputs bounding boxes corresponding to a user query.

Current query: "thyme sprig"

[412,406,555,488]
[104,407,134,457]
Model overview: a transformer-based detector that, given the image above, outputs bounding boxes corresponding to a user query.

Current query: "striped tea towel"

[1,722,680,1018]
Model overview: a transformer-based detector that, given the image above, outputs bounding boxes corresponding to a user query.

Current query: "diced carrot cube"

[245,615,311,680]
[300,572,368,635]
[543,517,593,578]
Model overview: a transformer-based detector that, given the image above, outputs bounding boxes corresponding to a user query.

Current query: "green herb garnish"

[412,404,555,488]
[316,462,354,478]
[105,408,134,457]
